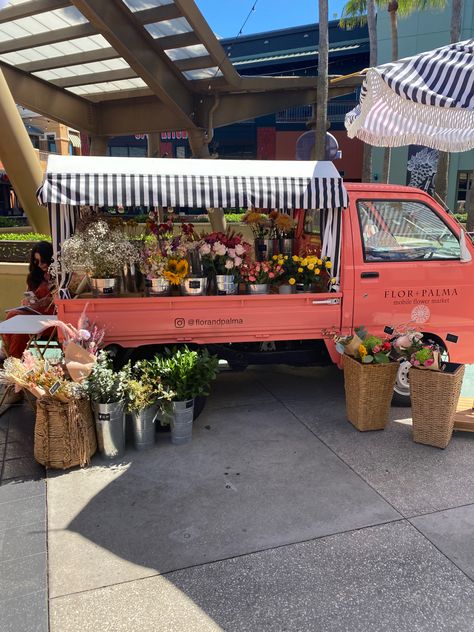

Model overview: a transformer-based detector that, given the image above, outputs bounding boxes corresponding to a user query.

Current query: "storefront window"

[456,171,473,213]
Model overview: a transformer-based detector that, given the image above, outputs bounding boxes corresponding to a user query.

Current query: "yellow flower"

[163,271,181,285]
[317,259,322,266]
[272,255,278,260]
[288,278,296,285]
[176,259,189,276]
[308,263,314,270]
[292,255,299,262]
[358,344,368,358]
[297,267,303,273]
[284,255,288,260]
[331,277,337,283]
[315,269,320,275]
[326,261,332,269]
[301,259,308,267]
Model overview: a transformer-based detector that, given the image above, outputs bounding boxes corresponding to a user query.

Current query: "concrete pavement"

[2,365,474,631]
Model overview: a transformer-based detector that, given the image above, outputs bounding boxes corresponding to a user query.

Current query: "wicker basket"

[410,363,465,449]
[34,396,97,469]
[343,354,398,431]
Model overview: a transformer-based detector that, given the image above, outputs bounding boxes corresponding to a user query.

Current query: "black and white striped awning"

[38,155,348,211]
[345,39,474,152]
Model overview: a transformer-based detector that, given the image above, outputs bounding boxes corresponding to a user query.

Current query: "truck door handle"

[361,271,379,278]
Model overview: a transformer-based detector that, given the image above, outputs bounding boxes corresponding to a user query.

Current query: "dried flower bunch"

[43,304,105,356]
[269,211,296,238]
[242,211,272,239]
[61,219,139,278]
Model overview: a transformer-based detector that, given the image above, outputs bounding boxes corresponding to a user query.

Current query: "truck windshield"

[357,200,461,262]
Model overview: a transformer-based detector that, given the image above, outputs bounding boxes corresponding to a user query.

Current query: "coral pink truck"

[56,182,474,406]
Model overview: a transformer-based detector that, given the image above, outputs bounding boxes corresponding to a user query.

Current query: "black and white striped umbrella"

[345,39,474,152]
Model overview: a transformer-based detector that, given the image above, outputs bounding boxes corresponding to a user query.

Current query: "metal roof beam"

[0,62,98,133]
[70,0,195,125]
[96,98,190,136]
[175,54,215,72]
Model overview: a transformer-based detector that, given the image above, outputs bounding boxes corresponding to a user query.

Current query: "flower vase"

[146,277,171,296]
[247,283,269,295]
[216,274,239,295]
[90,277,119,298]
[93,401,126,459]
[180,276,207,296]
[278,283,295,294]
[130,404,158,450]
[254,238,273,262]
[278,238,294,257]
[295,283,315,293]
[162,400,195,445]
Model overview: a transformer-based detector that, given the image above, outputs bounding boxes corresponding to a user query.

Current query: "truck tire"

[392,359,411,407]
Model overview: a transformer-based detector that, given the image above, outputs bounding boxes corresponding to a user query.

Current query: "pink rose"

[373,345,381,354]
[234,256,243,267]
[227,248,236,259]
[213,242,226,256]
[424,358,434,366]
[249,276,256,282]
[199,243,211,255]
[269,272,275,279]
[235,244,245,256]
[413,360,420,366]
[224,259,234,269]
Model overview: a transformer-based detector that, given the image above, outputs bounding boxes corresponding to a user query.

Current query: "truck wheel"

[392,359,411,407]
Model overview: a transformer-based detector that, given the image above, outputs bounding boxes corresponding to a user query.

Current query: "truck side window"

[304,209,321,235]
[357,200,461,262]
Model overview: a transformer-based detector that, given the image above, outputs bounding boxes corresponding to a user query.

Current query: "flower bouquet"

[60,219,139,297]
[240,259,283,294]
[269,211,296,257]
[392,328,464,448]
[279,254,332,292]
[200,231,251,295]
[242,210,274,260]
[336,327,398,431]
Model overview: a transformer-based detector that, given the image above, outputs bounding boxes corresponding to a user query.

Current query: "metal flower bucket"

[93,401,126,459]
[147,277,171,296]
[278,283,295,294]
[90,277,119,298]
[180,277,207,296]
[254,239,274,262]
[247,283,269,295]
[165,400,195,445]
[279,238,294,257]
[216,275,238,295]
[130,404,158,450]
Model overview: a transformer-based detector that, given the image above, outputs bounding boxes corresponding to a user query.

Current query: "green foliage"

[0,232,51,241]
[125,360,175,412]
[453,213,467,224]
[0,217,28,228]
[83,351,130,404]
[143,346,219,401]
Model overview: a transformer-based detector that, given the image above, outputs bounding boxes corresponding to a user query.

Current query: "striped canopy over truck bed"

[37,155,348,291]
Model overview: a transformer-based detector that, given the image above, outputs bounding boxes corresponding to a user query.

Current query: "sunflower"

[164,258,189,284]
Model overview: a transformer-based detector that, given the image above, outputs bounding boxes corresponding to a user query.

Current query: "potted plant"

[393,331,464,448]
[146,347,219,445]
[336,328,398,431]
[125,361,174,451]
[83,351,130,459]
[60,219,139,297]
[242,210,274,261]
[240,259,283,295]
[269,211,296,257]
[200,231,251,295]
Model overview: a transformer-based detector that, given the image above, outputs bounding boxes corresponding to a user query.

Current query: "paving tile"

[47,400,399,597]
[2,457,44,482]
[5,441,32,460]
[0,493,45,531]
[411,504,474,581]
[284,397,474,517]
[0,551,47,601]
[49,521,474,632]
[0,478,45,504]
[205,370,277,410]
[1,589,48,632]
[0,521,47,563]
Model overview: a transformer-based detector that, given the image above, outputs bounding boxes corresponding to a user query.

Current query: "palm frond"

[339,0,368,29]
[396,0,447,17]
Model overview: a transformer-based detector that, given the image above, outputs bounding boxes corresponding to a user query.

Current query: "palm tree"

[314,0,329,160]
[339,0,376,182]
[341,0,447,182]
[435,0,464,209]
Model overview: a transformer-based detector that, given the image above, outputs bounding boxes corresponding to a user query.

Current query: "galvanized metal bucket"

[254,238,274,262]
[93,401,126,459]
[247,283,269,295]
[216,274,238,295]
[180,276,207,296]
[147,277,171,296]
[166,400,195,445]
[90,277,119,298]
[278,283,295,294]
[130,404,158,450]
[279,238,294,257]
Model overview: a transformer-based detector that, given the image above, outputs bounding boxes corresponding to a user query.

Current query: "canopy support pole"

[89,135,109,156]
[0,69,50,234]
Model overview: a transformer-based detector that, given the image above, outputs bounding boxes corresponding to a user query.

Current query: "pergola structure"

[0,0,362,232]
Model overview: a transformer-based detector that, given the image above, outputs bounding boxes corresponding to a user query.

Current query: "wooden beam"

[70,0,196,126]
[0,0,69,23]
[172,0,239,85]
[0,62,98,133]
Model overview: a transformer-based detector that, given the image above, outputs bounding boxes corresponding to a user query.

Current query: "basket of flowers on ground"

[336,327,398,431]
[393,329,464,448]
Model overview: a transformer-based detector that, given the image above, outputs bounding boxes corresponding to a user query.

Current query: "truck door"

[351,195,474,358]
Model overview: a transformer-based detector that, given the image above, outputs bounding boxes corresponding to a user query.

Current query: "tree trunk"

[435,0,463,204]
[314,0,329,161]
[362,0,377,182]
[382,2,399,183]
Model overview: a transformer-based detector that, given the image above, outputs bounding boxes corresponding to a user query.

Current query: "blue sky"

[195,0,348,38]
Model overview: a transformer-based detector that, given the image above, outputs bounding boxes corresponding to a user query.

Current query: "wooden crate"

[453,397,474,433]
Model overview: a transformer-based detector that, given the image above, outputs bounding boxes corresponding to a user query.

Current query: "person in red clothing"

[2,241,55,358]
